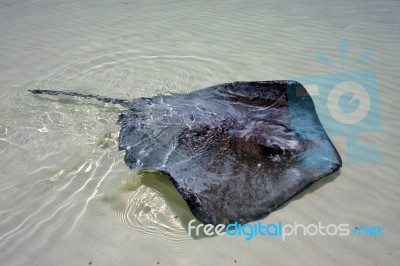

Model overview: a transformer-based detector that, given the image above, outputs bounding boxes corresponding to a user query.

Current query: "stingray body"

[30,80,341,225]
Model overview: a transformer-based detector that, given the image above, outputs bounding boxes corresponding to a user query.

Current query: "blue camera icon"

[294,69,381,164]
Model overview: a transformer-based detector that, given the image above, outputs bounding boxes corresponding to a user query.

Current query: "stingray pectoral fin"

[119,80,341,225]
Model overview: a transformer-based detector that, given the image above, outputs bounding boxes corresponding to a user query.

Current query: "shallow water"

[1,0,400,265]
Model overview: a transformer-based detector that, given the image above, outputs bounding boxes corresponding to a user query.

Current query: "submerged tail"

[29,89,131,107]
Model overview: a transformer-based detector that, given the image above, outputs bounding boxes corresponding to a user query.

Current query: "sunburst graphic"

[293,39,382,163]
[315,39,373,68]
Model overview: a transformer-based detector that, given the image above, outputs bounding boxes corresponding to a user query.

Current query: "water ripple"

[102,171,195,247]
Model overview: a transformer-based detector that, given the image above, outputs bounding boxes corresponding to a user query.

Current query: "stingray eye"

[260,145,285,159]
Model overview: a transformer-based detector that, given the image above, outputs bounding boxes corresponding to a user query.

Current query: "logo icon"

[294,39,381,163]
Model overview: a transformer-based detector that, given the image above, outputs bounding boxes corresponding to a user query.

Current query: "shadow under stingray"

[139,168,342,240]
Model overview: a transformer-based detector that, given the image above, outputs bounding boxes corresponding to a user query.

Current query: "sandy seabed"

[0,0,399,265]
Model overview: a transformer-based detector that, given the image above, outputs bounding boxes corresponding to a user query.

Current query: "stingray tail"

[29,89,131,107]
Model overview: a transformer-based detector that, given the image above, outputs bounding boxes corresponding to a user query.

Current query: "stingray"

[30,80,341,225]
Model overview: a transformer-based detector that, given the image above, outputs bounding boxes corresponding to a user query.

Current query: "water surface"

[1,0,399,265]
